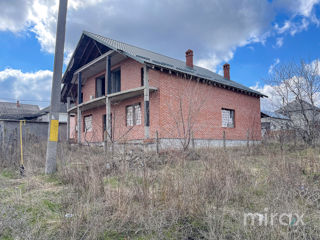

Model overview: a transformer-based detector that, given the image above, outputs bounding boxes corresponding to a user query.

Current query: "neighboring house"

[275,99,320,142]
[261,110,290,137]
[29,103,68,123]
[0,101,67,144]
[0,101,40,120]
[61,31,265,148]
[276,99,320,128]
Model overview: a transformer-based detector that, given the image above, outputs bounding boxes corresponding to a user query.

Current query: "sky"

[0,0,319,110]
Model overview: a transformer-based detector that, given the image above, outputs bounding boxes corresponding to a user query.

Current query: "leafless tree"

[268,59,320,145]
[166,77,209,151]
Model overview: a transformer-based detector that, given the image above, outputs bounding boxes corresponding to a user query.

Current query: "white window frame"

[84,115,92,132]
[126,103,141,126]
[222,108,235,128]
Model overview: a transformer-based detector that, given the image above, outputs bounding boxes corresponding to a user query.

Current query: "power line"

[0,97,50,103]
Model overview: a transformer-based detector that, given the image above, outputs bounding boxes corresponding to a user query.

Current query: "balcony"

[67,86,157,114]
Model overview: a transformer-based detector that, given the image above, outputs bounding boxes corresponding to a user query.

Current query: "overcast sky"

[0,0,319,109]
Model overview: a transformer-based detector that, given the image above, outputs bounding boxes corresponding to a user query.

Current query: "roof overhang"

[62,31,266,101]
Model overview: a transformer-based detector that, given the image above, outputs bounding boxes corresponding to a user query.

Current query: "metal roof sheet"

[83,31,265,97]
[277,99,320,113]
[0,102,40,120]
[261,110,290,120]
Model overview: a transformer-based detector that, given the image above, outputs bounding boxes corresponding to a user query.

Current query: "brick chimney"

[16,100,20,108]
[223,63,230,80]
[185,49,193,68]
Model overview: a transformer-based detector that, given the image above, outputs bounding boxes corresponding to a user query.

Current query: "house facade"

[275,100,320,143]
[61,31,264,148]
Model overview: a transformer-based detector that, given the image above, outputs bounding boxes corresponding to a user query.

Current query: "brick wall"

[81,58,144,102]
[151,69,261,141]
[74,58,261,143]
[77,58,148,142]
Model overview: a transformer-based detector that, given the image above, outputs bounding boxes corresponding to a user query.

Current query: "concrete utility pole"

[45,0,68,174]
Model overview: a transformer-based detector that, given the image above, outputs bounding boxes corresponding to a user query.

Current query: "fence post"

[15,128,18,164]
[223,130,226,149]
[104,131,108,153]
[192,131,195,149]
[246,129,249,148]
[156,130,159,155]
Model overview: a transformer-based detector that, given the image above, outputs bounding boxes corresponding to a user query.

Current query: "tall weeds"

[0,143,319,239]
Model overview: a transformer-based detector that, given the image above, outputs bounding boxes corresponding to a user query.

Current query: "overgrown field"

[0,143,320,239]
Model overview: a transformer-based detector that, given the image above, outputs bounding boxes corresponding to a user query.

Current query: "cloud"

[274,0,320,17]
[0,68,52,107]
[0,0,33,32]
[299,0,320,16]
[273,0,320,36]
[0,0,319,73]
[250,83,281,111]
[307,59,320,75]
[275,17,310,36]
[268,58,280,74]
[274,37,284,48]
[0,0,274,72]
[252,80,320,111]
[253,57,320,111]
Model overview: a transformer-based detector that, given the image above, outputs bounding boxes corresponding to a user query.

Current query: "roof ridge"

[78,31,264,97]
[83,31,224,79]
[0,101,39,107]
[84,31,190,64]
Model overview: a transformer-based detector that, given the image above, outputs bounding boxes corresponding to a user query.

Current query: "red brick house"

[61,31,265,148]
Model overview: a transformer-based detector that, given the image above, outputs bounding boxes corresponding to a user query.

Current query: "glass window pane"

[126,106,133,126]
[84,115,92,132]
[135,104,141,125]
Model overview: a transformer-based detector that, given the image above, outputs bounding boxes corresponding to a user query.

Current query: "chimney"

[16,100,20,108]
[185,49,193,68]
[223,63,230,80]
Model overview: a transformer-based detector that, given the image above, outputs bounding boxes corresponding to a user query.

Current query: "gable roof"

[62,31,265,100]
[0,102,40,120]
[276,99,320,113]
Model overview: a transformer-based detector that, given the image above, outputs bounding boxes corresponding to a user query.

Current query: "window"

[221,108,235,128]
[103,114,106,131]
[109,69,121,94]
[141,67,144,87]
[126,103,141,126]
[134,104,142,125]
[84,115,92,132]
[96,75,105,97]
[80,93,83,104]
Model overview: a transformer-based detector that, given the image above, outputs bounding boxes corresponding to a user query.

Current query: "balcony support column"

[77,72,82,144]
[105,56,112,150]
[67,96,70,142]
[143,65,150,139]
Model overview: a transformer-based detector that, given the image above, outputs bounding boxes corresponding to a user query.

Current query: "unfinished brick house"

[61,31,265,148]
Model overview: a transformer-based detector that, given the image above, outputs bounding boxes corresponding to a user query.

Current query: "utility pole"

[45,0,68,174]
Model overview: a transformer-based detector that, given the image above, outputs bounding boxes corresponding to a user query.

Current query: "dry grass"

[0,143,320,239]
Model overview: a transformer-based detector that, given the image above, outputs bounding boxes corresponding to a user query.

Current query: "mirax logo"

[244,208,304,226]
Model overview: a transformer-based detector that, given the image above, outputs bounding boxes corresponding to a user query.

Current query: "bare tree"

[165,77,208,151]
[268,59,320,145]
